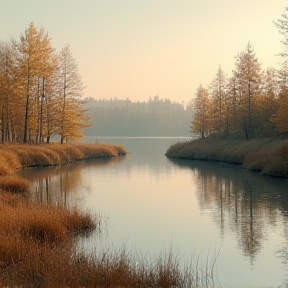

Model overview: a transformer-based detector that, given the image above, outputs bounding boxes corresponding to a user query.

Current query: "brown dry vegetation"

[165,134,288,177]
[0,142,127,197]
[0,191,98,287]
[0,193,214,288]
[0,193,214,287]
[0,143,215,287]
[0,142,127,170]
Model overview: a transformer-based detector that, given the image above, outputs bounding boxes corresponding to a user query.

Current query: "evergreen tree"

[58,44,90,143]
[209,65,227,134]
[191,85,211,138]
[233,42,262,139]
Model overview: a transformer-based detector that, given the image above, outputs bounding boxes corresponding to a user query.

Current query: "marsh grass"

[0,147,21,176]
[0,142,127,177]
[0,176,30,194]
[0,142,219,287]
[0,190,217,287]
[0,192,98,287]
[166,136,288,177]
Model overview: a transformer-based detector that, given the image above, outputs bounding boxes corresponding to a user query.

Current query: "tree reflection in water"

[17,156,127,207]
[168,158,288,266]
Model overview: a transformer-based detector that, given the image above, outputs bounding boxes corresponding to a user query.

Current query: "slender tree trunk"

[23,75,30,144]
[248,81,251,139]
[61,70,67,144]
[39,76,45,143]
[5,93,10,142]
[36,77,40,145]
[1,107,4,142]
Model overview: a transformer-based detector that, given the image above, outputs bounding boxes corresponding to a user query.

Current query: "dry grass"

[166,135,288,177]
[0,142,218,287]
[0,142,127,176]
[0,191,215,288]
[76,143,127,159]
[0,191,98,287]
[0,176,30,194]
[0,146,21,176]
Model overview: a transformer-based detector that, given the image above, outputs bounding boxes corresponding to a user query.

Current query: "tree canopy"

[190,8,288,140]
[0,22,90,144]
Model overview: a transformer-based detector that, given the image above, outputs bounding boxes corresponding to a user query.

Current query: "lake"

[18,137,288,288]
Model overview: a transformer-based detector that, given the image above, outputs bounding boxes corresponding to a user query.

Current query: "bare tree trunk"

[23,75,30,144]
[39,76,45,143]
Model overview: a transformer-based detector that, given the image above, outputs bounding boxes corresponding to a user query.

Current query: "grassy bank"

[0,143,217,287]
[0,189,216,288]
[0,142,128,191]
[0,189,215,287]
[0,142,127,171]
[165,135,288,177]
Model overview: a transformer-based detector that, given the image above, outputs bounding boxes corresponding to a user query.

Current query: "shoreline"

[0,142,128,194]
[0,142,128,172]
[0,141,215,287]
[165,135,288,178]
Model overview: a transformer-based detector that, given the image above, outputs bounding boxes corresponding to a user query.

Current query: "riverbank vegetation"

[0,142,219,287]
[166,9,288,178]
[0,142,127,172]
[0,141,127,195]
[0,190,215,287]
[0,144,216,287]
[166,134,288,177]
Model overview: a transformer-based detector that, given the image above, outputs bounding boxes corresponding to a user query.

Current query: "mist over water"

[18,137,288,288]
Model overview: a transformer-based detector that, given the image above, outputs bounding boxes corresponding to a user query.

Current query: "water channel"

[18,137,288,288]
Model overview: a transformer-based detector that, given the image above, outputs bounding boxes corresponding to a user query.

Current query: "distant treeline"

[84,96,193,137]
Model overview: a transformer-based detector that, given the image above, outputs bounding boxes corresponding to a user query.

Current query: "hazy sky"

[0,0,287,104]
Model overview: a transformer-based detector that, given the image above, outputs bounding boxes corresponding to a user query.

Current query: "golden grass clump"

[0,192,98,287]
[9,145,60,167]
[77,143,127,159]
[0,148,21,176]
[0,175,30,193]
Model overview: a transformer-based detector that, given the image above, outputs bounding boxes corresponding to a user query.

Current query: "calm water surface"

[18,137,288,288]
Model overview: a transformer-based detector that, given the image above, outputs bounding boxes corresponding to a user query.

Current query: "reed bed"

[0,142,127,175]
[165,135,288,177]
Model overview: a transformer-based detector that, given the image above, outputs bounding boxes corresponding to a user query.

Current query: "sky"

[0,0,287,104]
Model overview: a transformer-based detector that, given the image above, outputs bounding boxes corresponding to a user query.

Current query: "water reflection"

[169,158,288,265]
[18,156,127,206]
[16,138,288,287]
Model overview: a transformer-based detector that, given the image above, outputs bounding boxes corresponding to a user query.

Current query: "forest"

[3,13,288,143]
[191,12,288,140]
[0,22,89,144]
[84,96,193,137]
